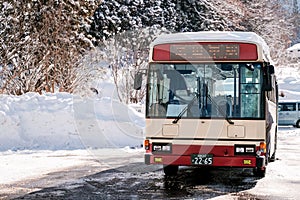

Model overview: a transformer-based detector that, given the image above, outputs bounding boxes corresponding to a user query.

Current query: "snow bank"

[0,92,144,151]
[73,95,144,149]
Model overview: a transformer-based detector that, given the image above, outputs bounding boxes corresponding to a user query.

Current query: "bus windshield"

[146,63,264,119]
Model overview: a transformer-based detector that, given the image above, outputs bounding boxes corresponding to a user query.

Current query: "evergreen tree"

[89,0,233,41]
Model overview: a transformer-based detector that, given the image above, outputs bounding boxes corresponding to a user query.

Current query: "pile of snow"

[0,91,144,151]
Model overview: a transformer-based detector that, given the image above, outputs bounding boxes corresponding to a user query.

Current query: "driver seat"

[165,70,188,103]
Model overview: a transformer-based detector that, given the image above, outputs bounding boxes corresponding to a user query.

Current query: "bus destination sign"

[170,43,240,61]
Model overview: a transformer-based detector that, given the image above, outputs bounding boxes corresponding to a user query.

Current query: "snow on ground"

[247,127,300,199]
[0,81,145,188]
[210,126,300,200]
[0,148,144,186]
[0,149,92,184]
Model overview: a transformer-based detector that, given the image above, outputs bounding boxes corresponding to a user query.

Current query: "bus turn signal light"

[144,140,150,150]
[259,142,266,153]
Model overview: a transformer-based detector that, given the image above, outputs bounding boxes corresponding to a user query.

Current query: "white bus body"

[138,31,278,177]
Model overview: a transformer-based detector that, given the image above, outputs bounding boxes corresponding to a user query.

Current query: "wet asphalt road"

[5,126,300,200]
[11,163,265,200]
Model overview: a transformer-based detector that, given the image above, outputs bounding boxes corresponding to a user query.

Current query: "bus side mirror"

[269,65,275,75]
[134,72,143,90]
[263,65,274,91]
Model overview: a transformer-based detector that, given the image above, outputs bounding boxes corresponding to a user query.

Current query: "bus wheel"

[253,167,266,177]
[163,165,178,176]
[296,120,300,128]
[269,152,276,162]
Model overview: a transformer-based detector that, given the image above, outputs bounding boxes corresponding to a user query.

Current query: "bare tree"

[100,27,169,104]
[238,0,296,65]
[73,47,108,97]
[292,0,300,43]
[0,0,100,95]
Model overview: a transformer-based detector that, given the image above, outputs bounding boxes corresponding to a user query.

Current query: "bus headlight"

[234,145,255,155]
[152,143,172,153]
[236,147,245,153]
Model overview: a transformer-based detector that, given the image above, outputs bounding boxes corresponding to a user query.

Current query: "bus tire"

[296,120,300,128]
[269,128,277,163]
[253,167,266,177]
[163,165,178,176]
[269,152,276,162]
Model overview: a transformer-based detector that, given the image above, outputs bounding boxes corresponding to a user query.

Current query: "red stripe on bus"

[148,154,257,167]
[147,144,258,167]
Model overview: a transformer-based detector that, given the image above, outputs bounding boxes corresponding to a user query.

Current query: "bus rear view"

[137,32,278,177]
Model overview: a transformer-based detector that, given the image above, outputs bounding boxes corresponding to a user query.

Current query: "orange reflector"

[154,157,162,163]
[260,142,266,153]
[144,140,150,150]
[243,160,252,165]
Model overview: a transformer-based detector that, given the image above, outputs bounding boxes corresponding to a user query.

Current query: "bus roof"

[151,31,272,63]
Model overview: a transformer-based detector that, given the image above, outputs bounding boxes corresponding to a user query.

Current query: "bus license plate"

[191,154,213,165]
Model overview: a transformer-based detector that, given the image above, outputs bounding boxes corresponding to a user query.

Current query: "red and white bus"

[135,31,278,177]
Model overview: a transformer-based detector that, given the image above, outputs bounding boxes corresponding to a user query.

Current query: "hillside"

[0,0,298,98]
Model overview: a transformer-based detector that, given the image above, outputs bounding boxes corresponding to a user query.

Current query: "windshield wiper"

[172,94,198,124]
[207,95,234,125]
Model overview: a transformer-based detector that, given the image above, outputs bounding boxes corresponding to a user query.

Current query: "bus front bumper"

[145,154,265,168]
